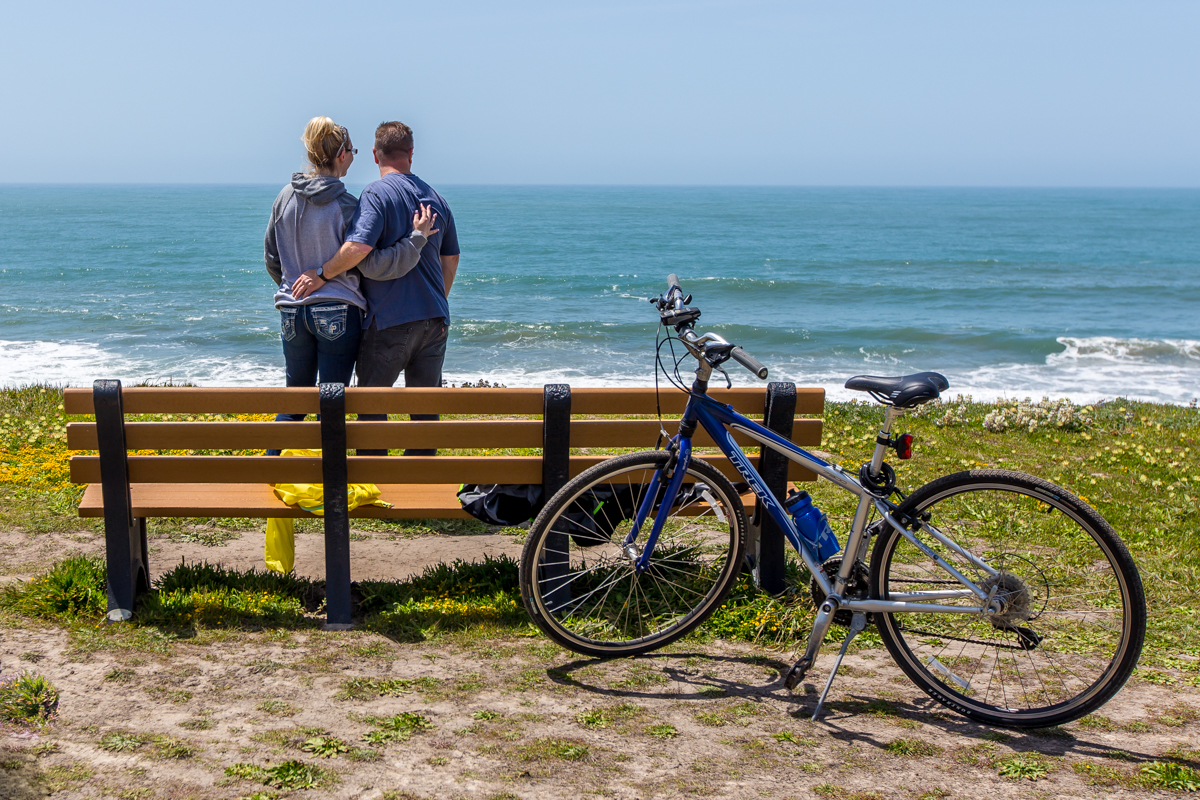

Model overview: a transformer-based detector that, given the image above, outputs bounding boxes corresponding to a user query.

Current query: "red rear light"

[895,433,914,460]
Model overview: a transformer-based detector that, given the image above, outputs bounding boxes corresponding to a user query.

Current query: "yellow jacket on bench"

[264,449,393,574]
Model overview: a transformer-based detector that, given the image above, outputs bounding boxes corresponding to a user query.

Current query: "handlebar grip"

[666,273,681,293]
[731,347,768,380]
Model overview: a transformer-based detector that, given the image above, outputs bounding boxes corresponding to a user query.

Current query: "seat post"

[868,405,905,478]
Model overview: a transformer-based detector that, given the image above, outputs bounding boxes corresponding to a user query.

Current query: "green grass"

[646,723,678,739]
[885,738,942,758]
[301,736,351,758]
[1,556,106,619]
[359,712,434,745]
[996,753,1052,781]
[0,671,60,725]
[1140,761,1200,792]
[98,731,144,752]
[224,759,334,790]
[517,737,590,762]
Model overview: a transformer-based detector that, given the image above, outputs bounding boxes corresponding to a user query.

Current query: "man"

[292,121,459,456]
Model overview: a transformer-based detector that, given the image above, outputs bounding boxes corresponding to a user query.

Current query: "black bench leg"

[319,383,354,630]
[94,379,149,621]
[754,382,796,596]
[541,384,572,611]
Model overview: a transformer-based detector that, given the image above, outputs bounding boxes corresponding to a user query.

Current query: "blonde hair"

[302,117,350,172]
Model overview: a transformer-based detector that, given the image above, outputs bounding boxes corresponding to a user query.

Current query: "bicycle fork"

[624,436,692,572]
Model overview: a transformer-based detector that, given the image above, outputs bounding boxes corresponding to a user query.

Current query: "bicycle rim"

[520,451,746,657]
[871,469,1145,727]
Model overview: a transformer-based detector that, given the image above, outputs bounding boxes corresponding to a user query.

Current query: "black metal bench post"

[319,383,353,629]
[754,382,796,595]
[541,384,572,610]
[93,379,150,622]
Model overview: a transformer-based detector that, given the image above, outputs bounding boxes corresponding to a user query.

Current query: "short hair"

[302,116,350,171]
[375,121,414,160]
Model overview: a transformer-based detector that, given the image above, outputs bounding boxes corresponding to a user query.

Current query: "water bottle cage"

[859,462,897,496]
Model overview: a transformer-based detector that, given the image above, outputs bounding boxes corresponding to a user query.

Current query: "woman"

[263,117,436,445]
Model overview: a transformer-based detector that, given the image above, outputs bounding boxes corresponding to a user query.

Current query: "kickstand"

[811,612,867,721]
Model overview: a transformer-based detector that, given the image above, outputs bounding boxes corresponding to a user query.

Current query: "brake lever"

[714,364,732,389]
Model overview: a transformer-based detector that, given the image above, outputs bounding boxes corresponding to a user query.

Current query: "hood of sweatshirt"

[290,172,346,206]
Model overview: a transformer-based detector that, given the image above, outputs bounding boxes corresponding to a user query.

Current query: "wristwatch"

[316,267,326,280]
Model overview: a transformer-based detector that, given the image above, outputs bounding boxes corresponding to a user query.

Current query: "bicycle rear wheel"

[871,470,1145,728]
[519,450,747,657]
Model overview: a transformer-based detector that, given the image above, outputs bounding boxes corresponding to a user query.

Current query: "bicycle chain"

[887,580,1027,650]
[895,624,1027,651]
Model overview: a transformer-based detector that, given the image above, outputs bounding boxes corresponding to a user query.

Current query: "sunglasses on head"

[336,126,357,157]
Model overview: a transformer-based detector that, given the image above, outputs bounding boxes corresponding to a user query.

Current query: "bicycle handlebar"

[731,346,769,380]
[662,273,770,381]
[665,274,684,308]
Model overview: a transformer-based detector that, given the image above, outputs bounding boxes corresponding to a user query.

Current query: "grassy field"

[1,385,1198,798]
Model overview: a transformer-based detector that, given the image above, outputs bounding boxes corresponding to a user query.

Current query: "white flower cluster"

[982,398,1094,433]
[912,395,973,428]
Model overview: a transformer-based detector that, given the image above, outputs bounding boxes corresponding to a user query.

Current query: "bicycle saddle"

[844,371,949,407]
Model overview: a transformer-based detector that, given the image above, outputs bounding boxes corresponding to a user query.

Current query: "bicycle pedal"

[784,656,812,691]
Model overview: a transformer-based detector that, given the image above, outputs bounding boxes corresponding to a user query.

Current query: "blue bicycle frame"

[624,390,998,616]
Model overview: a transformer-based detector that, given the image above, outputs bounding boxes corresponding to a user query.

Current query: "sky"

[3,1,1198,186]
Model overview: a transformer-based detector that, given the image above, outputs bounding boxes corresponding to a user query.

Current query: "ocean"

[1,185,1197,404]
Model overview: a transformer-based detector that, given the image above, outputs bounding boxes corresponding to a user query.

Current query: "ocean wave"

[0,339,282,388]
[1051,336,1200,363]
[6,334,1197,406]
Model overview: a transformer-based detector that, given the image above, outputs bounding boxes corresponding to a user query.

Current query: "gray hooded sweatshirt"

[264,173,428,309]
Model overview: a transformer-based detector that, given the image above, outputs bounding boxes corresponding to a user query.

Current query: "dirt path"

[1,525,1197,799]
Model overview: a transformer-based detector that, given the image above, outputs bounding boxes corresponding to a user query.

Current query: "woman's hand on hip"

[291,269,325,300]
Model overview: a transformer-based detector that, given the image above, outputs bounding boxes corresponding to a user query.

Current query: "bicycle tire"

[519,450,747,657]
[870,469,1146,728]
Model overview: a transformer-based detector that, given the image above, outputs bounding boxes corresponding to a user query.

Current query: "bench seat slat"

[77,483,472,518]
[77,483,764,520]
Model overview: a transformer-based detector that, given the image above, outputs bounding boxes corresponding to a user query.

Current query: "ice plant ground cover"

[0,384,1197,798]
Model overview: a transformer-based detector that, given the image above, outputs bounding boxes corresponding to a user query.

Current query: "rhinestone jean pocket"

[280,307,298,342]
[311,304,349,341]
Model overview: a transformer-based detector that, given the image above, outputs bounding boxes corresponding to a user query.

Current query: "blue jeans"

[268,302,363,455]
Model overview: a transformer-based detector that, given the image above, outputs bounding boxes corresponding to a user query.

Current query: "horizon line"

[3,182,1200,190]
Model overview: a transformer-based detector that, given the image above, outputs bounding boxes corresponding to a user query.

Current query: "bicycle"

[519,274,1146,728]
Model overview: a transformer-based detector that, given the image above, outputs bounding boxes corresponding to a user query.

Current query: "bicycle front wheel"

[870,470,1145,728]
[519,450,747,657]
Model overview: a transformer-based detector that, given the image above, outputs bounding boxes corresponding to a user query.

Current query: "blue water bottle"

[784,491,841,563]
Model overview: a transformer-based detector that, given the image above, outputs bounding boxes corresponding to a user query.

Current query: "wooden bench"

[65,381,824,627]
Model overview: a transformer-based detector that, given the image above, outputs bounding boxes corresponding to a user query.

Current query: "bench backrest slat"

[70,454,816,485]
[64,386,824,416]
[63,387,322,415]
[66,418,824,452]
